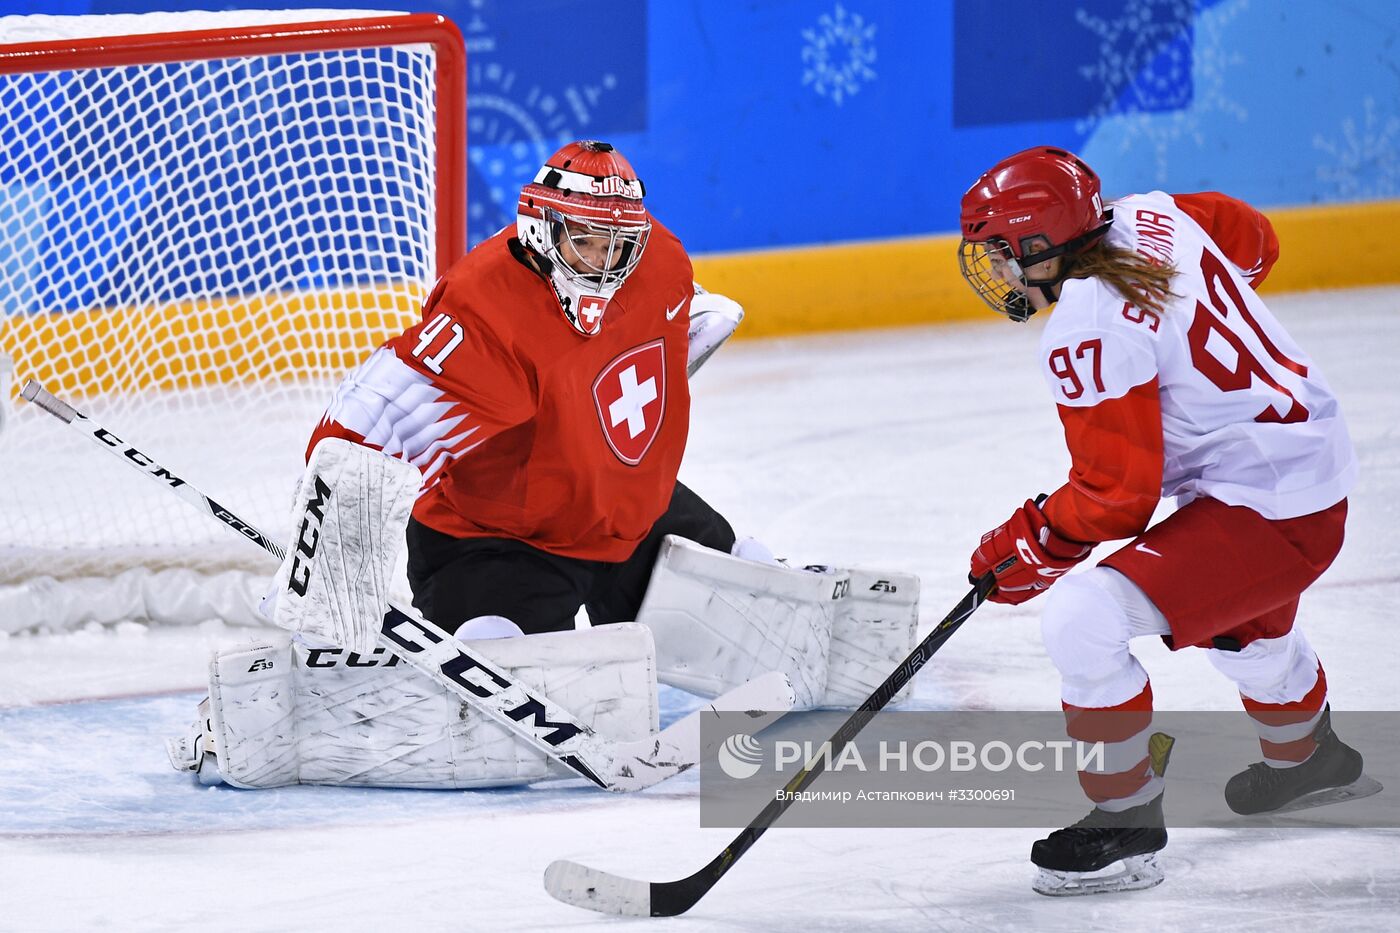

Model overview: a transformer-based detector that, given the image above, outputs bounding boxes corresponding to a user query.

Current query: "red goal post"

[0,11,466,633]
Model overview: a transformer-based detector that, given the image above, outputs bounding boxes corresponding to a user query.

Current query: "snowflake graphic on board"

[1078,0,1193,113]
[1314,97,1400,200]
[1077,0,1249,184]
[800,3,877,105]
[461,0,621,248]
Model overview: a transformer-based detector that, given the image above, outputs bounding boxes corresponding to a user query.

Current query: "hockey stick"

[544,576,995,915]
[21,379,794,793]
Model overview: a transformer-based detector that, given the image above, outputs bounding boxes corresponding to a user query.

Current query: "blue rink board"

[0,687,709,837]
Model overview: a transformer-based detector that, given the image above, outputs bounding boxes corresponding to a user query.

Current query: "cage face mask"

[958,146,1113,321]
[516,141,651,335]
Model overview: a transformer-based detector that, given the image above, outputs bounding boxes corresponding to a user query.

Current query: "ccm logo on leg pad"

[287,475,333,597]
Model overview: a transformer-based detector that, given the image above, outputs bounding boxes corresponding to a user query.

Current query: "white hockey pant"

[1041,567,1322,709]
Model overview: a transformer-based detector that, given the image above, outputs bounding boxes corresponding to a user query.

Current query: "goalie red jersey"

[307,221,695,562]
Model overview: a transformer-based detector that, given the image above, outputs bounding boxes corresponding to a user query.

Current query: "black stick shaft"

[652,578,994,916]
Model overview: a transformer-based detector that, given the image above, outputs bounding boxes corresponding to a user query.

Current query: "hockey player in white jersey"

[957,146,1364,895]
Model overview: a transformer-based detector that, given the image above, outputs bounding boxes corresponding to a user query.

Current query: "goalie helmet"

[957,146,1113,322]
[516,140,651,336]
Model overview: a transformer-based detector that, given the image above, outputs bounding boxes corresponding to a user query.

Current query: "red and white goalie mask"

[516,140,651,336]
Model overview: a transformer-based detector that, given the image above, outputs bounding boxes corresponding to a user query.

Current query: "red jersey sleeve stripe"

[1043,378,1164,544]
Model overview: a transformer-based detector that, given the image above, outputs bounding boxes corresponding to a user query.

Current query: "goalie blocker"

[264,437,420,655]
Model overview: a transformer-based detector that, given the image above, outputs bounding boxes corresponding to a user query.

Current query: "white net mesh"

[0,11,460,631]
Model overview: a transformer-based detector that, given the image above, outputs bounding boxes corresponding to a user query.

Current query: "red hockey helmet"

[957,146,1112,321]
[517,140,651,335]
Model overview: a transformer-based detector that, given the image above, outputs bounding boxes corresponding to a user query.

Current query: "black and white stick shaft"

[21,380,284,556]
[544,577,994,916]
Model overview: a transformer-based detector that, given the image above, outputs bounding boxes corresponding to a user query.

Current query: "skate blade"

[1270,774,1383,814]
[1032,853,1164,897]
[165,735,199,773]
[196,752,225,787]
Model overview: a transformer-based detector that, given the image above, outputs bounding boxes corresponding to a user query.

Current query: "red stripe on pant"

[1239,664,1327,726]
[1260,733,1318,764]
[1063,682,1155,806]
[1241,663,1327,762]
[1079,755,1154,804]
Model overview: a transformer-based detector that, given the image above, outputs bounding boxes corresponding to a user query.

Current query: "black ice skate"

[1225,706,1377,815]
[1030,732,1174,897]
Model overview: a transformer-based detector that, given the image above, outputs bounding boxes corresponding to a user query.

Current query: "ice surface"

[2,287,1397,931]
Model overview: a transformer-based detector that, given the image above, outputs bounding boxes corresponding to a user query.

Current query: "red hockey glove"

[969,498,1092,605]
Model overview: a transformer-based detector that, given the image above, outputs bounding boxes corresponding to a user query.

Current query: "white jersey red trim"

[1040,191,1356,541]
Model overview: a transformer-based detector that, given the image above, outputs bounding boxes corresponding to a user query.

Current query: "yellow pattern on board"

[1,284,426,400]
[4,199,1394,403]
[692,198,1400,337]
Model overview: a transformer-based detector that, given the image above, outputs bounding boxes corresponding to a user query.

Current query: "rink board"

[692,197,1400,337]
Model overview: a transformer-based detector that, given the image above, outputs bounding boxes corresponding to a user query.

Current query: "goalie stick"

[21,379,794,793]
[543,576,995,916]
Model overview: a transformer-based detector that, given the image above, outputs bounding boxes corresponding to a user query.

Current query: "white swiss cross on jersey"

[577,295,608,335]
[592,338,667,465]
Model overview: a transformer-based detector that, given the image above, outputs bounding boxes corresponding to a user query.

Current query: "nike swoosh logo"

[1135,543,1163,557]
[665,299,685,321]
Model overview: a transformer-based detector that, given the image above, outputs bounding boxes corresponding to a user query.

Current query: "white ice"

[1,287,1397,931]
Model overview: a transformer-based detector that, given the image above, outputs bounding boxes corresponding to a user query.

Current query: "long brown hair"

[1066,241,1178,315]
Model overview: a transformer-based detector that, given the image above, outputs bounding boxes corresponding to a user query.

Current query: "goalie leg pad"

[637,537,922,710]
[822,567,921,708]
[180,623,659,789]
[268,437,422,654]
[637,536,841,709]
[200,641,299,789]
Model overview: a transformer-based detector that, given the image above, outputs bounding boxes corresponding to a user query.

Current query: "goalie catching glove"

[264,438,421,654]
[686,284,744,377]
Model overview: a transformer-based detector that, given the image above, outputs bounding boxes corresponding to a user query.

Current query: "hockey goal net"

[0,11,465,632]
